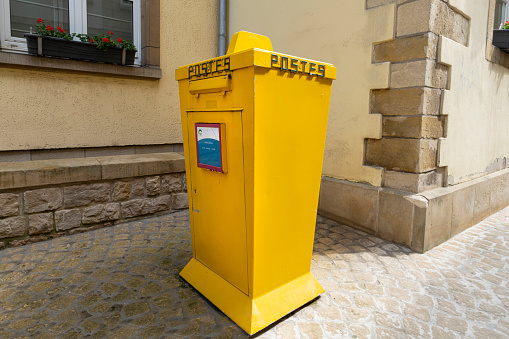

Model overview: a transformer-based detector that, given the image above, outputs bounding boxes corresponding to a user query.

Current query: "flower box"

[493,30,509,51]
[24,33,136,65]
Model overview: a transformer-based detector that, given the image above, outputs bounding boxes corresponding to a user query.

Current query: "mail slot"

[175,31,336,335]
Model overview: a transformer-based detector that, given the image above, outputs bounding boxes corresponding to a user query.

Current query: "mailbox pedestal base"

[180,259,324,335]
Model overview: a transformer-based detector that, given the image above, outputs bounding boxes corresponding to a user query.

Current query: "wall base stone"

[0,193,19,217]
[319,167,509,253]
[28,213,54,235]
[0,153,188,249]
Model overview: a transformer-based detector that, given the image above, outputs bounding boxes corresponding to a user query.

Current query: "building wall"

[229,0,396,186]
[318,0,509,252]
[229,0,509,190]
[439,0,509,185]
[0,0,218,152]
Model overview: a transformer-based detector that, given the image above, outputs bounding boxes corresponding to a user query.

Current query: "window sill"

[486,39,509,69]
[486,1,509,69]
[0,50,161,80]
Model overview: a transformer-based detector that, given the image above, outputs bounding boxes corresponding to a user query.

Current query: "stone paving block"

[0,216,27,238]
[182,173,187,191]
[146,176,161,196]
[374,32,438,63]
[319,178,379,233]
[55,209,82,231]
[372,87,442,116]
[378,190,414,247]
[492,172,509,213]
[0,208,508,337]
[28,213,54,235]
[383,169,443,193]
[366,137,438,173]
[97,153,185,180]
[0,193,19,218]
[391,59,449,89]
[24,188,62,214]
[152,195,172,213]
[113,181,130,202]
[130,178,146,198]
[82,203,121,224]
[397,0,434,37]
[64,183,110,208]
[451,185,475,237]
[121,198,161,218]
[474,177,494,225]
[161,174,182,194]
[172,193,188,210]
[120,199,142,218]
[382,115,443,139]
[423,190,453,251]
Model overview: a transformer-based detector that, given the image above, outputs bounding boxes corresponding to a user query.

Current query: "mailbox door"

[186,110,248,294]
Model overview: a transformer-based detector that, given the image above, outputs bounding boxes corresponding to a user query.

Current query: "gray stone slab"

[31,149,85,161]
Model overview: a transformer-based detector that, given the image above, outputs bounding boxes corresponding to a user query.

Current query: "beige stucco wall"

[229,1,395,186]
[0,0,218,151]
[439,0,509,185]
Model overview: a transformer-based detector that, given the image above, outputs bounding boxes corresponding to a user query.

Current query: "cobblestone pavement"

[0,208,508,338]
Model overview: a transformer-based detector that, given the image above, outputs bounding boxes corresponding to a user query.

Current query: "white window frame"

[495,0,509,29]
[504,0,509,27]
[0,0,31,52]
[0,0,141,64]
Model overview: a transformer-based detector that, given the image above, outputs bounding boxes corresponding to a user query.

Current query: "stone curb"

[0,153,185,191]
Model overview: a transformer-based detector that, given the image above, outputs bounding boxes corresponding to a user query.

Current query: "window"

[494,0,509,29]
[1,0,141,63]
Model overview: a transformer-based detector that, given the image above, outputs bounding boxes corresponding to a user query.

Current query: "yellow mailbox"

[175,31,336,334]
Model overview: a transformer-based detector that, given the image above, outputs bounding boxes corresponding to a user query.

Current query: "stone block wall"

[0,153,188,249]
[367,0,469,193]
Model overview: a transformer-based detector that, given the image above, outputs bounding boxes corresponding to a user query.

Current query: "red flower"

[116,38,122,43]
[103,37,109,43]
[46,25,53,31]
[57,26,65,33]
[108,31,113,35]
[36,18,44,24]
[89,38,95,43]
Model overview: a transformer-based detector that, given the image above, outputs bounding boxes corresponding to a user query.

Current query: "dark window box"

[493,30,509,51]
[24,33,136,66]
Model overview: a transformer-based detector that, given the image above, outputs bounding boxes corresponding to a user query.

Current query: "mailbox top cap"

[175,31,336,80]
[226,31,273,54]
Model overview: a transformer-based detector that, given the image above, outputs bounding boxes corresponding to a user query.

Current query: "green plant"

[502,21,509,29]
[34,18,137,51]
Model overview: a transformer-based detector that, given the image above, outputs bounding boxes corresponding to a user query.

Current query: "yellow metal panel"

[179,258,252,330]
[186,110,249,294]
[177,31,335,334]
[188,75,231,94]
[252,68,333,297]
[227,31,273,54]
[180,258,323,335]
[250,272,324,333]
